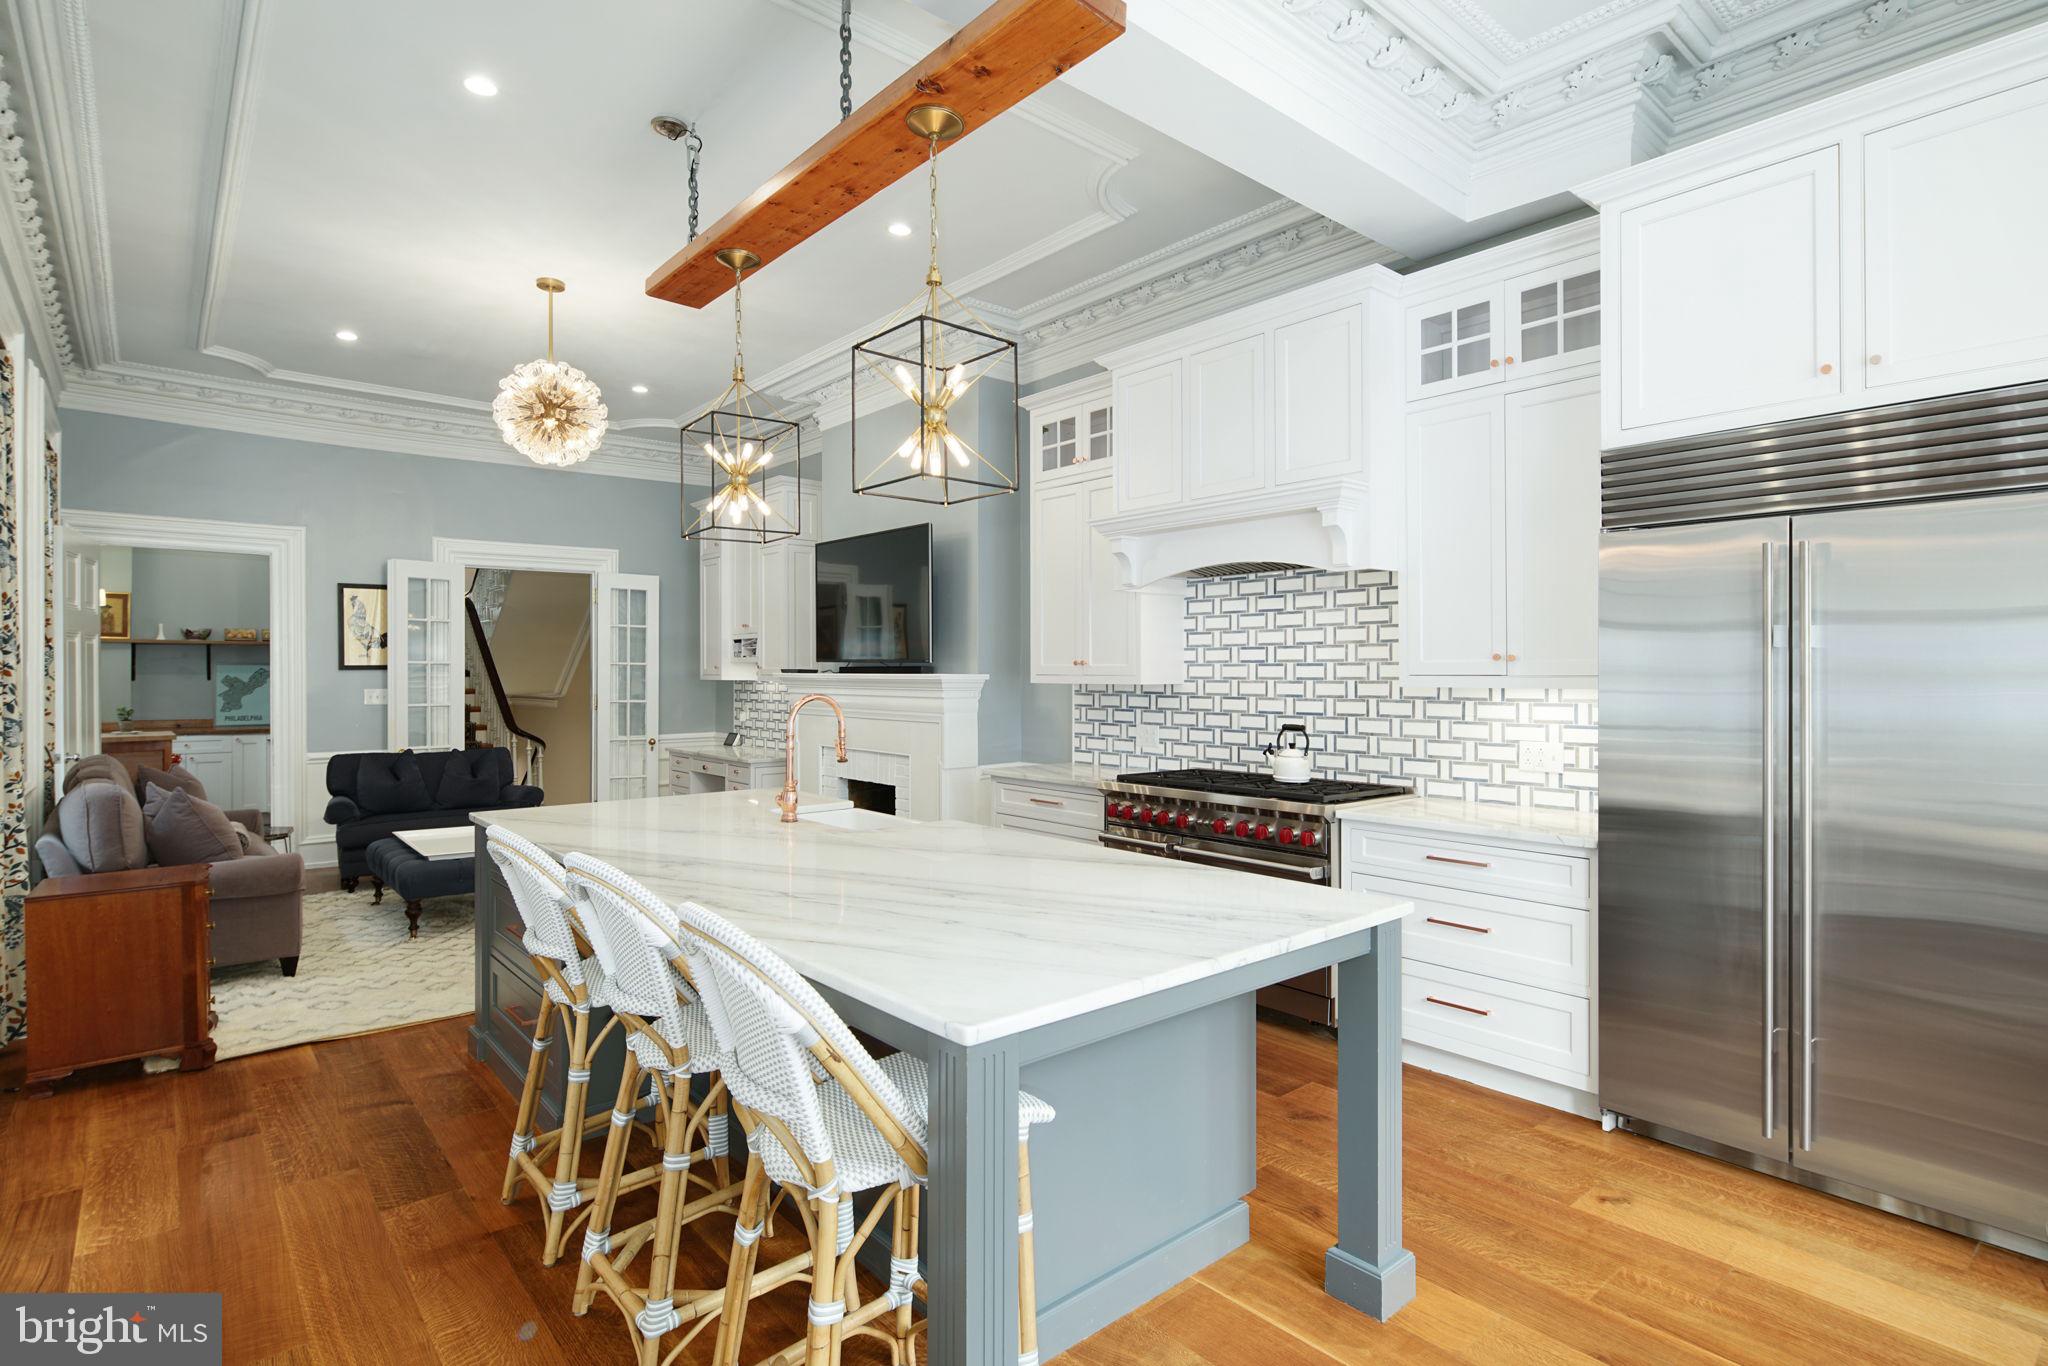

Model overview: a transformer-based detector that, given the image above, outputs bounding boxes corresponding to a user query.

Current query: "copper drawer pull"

[1027,797,1064,808]
[1425,995,1490,1017]
[1425,916,1491,934]
[1424,854,1491,869]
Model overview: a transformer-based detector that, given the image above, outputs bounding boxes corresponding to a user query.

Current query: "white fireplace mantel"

[790,673,987,822]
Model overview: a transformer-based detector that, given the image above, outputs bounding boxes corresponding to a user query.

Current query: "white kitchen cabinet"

[1583,32,2048,449]
[1403,396,1504,681]
[1402,378,1599,690]
[1405,284,1504,401]
[1185,332,1268,502]
[758,539,816,676]
[1611,147,1843,440]
[171,735,235,809]
[1272,303,1365,487]
[1339,813,1597,1113]
[1503,378,1601,678]
[1863,77,2048,393]
[697,541,762,680]
[1112,359,1182,513]
[666,746,781,796]
[696,479,817,681]
[1032,380,1115,475]
[1504,257,1601,383]
[231,735,271,815]
[985,771,1103,843]
[1029,464,1183,685]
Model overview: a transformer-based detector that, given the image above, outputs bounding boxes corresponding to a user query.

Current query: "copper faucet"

[777,693,848,823]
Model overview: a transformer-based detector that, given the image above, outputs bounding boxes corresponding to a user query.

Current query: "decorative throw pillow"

[357,750,430,815]
[435,748,502,808]
[56,782,148,873]
[143,787,243,866]
[135,762,207,807]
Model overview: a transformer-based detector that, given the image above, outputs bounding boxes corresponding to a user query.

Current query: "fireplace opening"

[846,778,897,815]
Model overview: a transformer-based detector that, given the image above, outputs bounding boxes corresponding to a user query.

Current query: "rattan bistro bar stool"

[564,854,750,1366]
[488,826,662,1266]
[671,897,1056,1366]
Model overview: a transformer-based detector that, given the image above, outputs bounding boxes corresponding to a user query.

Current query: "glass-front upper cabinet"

[1508,262,1601,381]
[1029,381,1114,479]
[1407,287,1503,400]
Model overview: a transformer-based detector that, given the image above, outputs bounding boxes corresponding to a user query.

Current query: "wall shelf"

[106,637,268,682]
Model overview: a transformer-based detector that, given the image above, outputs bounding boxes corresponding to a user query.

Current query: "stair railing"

[464,597,547,788]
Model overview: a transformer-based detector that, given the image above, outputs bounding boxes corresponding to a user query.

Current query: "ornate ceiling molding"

[0,52,76,372]
[1276,0,2047,168]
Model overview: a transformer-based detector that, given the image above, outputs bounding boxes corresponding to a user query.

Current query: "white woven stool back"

[672,898,925,1168]
[486,826,585,984]
[563,854,682,1023]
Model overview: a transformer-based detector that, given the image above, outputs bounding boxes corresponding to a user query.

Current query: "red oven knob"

[1254,822,1272,841]
[1233,819,1251,838]
[1211,817,1229,835]
[1152,808,1171,827]
[1138,807,1155,825]
[1301,829,1322,849]
[1174,811,1192,830]
[1278,827,1299,845]
[1118,804,1135,821]
[1105,799,1118,820]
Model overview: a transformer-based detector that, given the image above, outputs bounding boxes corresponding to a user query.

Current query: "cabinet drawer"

[485,948,560,1090]
[992,811,1099,843]
[991,782,1103,834]
[1370,876,1589,997]
[1346,827,1589,908]
[1401,960,1590,1089]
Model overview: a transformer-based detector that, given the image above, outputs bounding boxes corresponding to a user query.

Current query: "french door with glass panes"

[594,573,661,800]
[386,559,462,751]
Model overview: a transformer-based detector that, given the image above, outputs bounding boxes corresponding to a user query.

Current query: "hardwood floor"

[2,1017,2042,1365]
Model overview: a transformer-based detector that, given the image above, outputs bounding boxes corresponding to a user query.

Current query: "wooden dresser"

[25,864,215,1091]
[99,729,175,782]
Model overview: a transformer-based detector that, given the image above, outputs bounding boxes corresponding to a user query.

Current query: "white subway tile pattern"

[1073,569,1597,812]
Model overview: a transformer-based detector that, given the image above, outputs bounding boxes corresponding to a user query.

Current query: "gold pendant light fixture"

[493,277,609,467]
[681,249,804,543]
[849,105,1018,506]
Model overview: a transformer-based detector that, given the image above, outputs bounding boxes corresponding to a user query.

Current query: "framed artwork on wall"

[99,590,131,641]
[215,664,270,727]
[338,583,388,669]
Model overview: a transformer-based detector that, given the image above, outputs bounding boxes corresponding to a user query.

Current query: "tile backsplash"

[733,679,794,748]
[1073,569,1597,812]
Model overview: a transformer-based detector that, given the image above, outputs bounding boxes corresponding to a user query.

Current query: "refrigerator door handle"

[1796,537,1818,1152]
[1761,542,1778,1140]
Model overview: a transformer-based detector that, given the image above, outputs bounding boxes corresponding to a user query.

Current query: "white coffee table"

[395,826,477,860]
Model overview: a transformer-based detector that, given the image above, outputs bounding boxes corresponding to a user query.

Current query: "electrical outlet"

[1135,722,1163,755]
[1518,740,1567,774]
[363,687,388,706]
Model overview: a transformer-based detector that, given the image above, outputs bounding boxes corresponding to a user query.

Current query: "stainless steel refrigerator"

[1598,385,2048,1257]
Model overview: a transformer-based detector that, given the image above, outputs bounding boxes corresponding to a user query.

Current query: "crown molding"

[0,48,78,379]
[59,361,682,482]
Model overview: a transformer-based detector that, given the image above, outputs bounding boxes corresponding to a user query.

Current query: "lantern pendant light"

[493,277,609,467]
[681,249,803,543]
[850,105,1018,505]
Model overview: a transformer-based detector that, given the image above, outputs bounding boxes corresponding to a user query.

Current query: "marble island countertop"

[1335,795,1597,849]
[479,789,1413,1046]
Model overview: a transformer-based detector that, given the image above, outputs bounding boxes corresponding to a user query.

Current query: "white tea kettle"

[1263,723,1314,783]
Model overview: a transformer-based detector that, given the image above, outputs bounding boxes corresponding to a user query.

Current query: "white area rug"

[208,888,475,1061]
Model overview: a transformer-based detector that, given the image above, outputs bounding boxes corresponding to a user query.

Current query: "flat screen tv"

[814,524,934,668]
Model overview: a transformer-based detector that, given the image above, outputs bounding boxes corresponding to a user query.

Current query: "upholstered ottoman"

[365,830,476,938]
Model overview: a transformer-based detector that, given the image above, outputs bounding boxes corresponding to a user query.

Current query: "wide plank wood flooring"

[2,1016,2042,1365]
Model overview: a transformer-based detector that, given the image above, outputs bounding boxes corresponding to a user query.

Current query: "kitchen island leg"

[924,1036,1023,1366]
[1324,919,1416,1320]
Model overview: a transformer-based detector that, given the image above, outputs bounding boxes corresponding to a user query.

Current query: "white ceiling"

[26,0,1276,454]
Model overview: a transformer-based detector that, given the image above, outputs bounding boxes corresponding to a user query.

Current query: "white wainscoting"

[300,750,341,869]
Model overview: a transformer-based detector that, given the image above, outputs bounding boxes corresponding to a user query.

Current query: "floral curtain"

[0,341,24,1044]
[42,436,56,812]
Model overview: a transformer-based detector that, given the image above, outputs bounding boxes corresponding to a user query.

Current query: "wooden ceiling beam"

[645,0,1126,310]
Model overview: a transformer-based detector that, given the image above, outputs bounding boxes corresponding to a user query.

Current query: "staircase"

[464,575,546,788]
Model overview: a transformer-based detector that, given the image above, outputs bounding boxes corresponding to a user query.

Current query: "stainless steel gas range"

[1098,768,1411,1024]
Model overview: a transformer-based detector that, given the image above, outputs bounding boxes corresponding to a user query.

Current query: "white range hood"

[1094,479,1374,585]
[1091,262,1404,588]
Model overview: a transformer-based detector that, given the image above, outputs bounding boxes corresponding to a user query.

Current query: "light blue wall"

[811,379,1067,765]
[99,546,269,721]
[60,410,719,752]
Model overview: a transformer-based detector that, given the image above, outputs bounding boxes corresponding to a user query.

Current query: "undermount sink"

[794,806,903,832]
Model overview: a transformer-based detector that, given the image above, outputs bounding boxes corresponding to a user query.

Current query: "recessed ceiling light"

[334,329,359,342]
[631,384,649,394]
[887,221,913,238]
[463,74,499,97]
